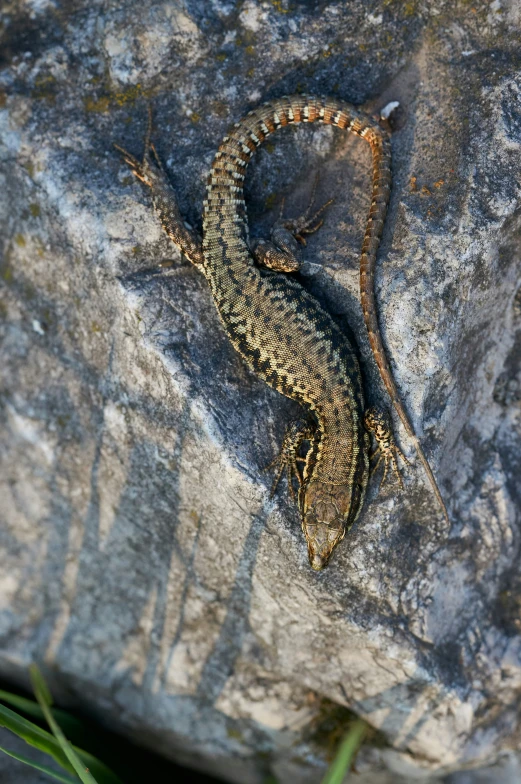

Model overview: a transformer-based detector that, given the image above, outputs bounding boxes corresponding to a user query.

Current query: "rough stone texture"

[1,0,521,782]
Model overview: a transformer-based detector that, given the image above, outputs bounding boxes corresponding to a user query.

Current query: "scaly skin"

[116,94,449,569]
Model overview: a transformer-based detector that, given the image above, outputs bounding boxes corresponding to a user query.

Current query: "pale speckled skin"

[116,94,448,569]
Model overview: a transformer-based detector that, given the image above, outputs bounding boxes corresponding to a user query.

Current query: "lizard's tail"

[384,386,450,524]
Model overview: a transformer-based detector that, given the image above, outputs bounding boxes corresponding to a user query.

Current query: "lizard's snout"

[309,549,330,571]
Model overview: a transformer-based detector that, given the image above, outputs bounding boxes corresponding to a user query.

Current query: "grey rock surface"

[1,0,521,782]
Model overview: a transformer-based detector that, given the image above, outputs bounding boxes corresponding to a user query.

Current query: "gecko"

[115,94,449,571]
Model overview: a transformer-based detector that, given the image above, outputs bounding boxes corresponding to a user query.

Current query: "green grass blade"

[0,689,84,736]
[0,743,79,784]
[321,719,367,784]
[0,679,122,784]
[33,669,53,706]
[28,667,124,784]
[0,701,120,784]
[30,666,100,784]
[0,702,76,774]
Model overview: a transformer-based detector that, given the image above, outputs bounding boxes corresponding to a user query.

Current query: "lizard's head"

[299,480,363,570]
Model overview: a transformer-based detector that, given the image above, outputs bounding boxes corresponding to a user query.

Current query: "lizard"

[115,94,449,571]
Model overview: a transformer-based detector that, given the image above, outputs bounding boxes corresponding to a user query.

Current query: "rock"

[1,0,520,781]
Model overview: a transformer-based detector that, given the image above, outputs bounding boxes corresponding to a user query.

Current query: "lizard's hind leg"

[115,107,204,267]
[265,420,314,502]
[252,176,333,273]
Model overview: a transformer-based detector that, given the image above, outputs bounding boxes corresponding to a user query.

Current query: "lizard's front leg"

[364,408,410,491]
[252,177,333,273]
[115,110,204,268]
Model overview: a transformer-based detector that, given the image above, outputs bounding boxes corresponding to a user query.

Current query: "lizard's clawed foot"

[364,408,410,491]
[114,105,161,188]
[282,175,334,246]
[265,420,313,502]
